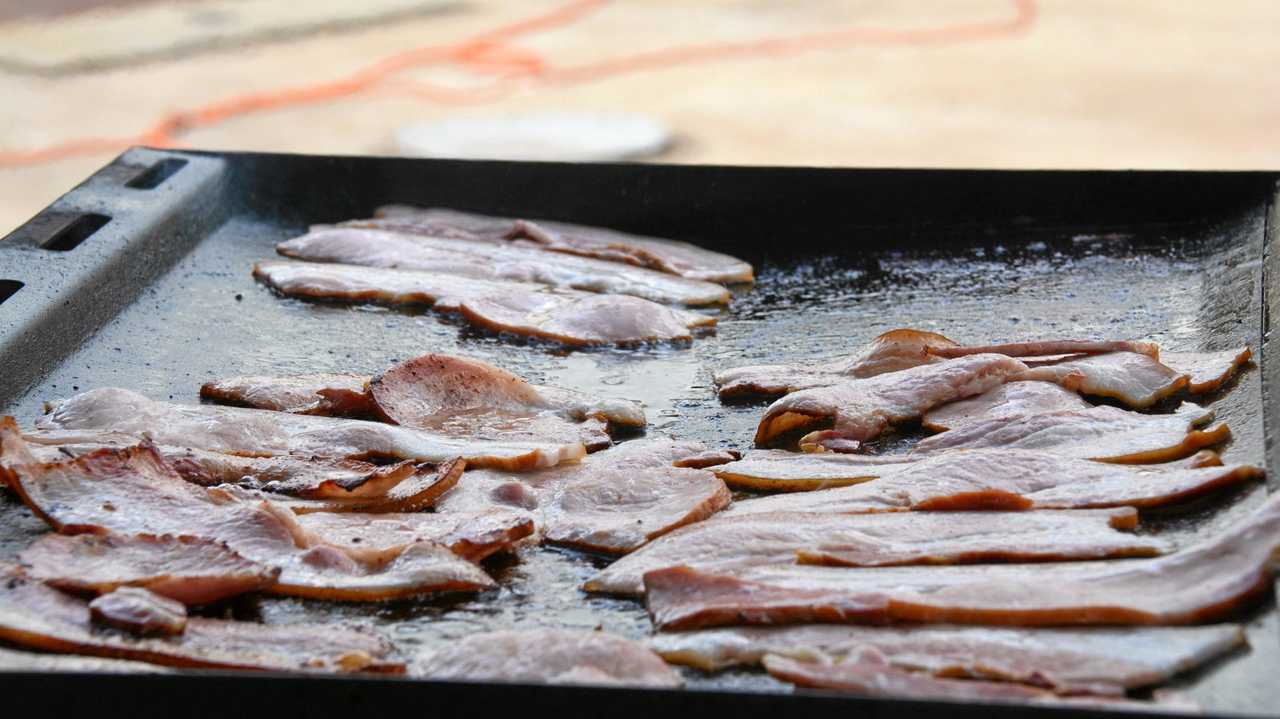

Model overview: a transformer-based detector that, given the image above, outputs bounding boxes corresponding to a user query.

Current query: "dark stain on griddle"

[0,209,1270,710]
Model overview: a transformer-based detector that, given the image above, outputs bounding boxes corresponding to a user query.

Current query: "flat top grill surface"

[0,149,1274,715]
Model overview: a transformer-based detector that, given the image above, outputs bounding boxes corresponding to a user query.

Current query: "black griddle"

[0,148,1276,718]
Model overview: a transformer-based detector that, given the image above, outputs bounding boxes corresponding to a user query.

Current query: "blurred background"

[1,0,1277,235]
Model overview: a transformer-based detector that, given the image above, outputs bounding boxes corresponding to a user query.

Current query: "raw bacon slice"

[585,507,1161,597]
[717,449,1257,517]
[715,329,958,401]
[0,564,401,672]
[1,423,496,600]
[38,388,583,472]
[760,649,1182,708]
[409,629,682,687]
[1162,347,1252,394]
[19,533,279,605]
[254,260,715,347]
[928,339,1159,360]
[643,492,1280,631]
[712,451,916,492]
[922,381,1090,432]
[370,205,755,284]
[1022,352,1188,408]
[912,402,1229,463]
[89,587,188,637]
[276,227,731,306]
[649,623,1245,693]
[437,439,731,554]
[295,509,535,563]
[199,373,374,416]
[754,354,1034,449]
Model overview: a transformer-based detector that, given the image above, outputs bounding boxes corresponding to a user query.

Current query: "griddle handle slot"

[0,280,22,307]
[125,157,187,190]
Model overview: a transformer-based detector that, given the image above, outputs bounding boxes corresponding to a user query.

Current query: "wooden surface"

[2,0,1279,235]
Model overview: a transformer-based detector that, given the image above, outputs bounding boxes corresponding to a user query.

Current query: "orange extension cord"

[0,0,1036,169]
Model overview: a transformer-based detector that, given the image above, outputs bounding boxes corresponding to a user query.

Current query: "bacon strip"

[437,438,731,554]
[410,629,683,687]
[649,623,1245,693]
[1162,347,1253,394]
[922,381,1091,431]
[643,492,1280,631]
[0,564,402,672]
[912,402,1229,463]
[370,205,755,284]
[19,533,279,605]
[277,227,731,306]
[754,354,1037,449]
[586,507,1162,597]
[715,449,1257,516]
[38,387,583,472]
[254,260,716,347]
[1,421,496,601]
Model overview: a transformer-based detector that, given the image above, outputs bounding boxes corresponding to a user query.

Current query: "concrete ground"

[1,0,1278,234]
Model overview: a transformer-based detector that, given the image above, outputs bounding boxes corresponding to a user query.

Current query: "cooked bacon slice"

[214,458,464,515]
[276,227,730,306]
[649,623,1245,694]
[0,647,171,673]
[371,205,755,284]
[38,388,582,472]
[912,402,1229,463]
[761,650,1184,708]
[922,381,1090,432]
[1,423,495,600]
[202,354,645,441]
[1022,352,1188,408]
[754,354,1034,449]
[89,587,188,637]
[19,533,279,604]
[0,564,401,672]
[585,507,1161,597]
[717,449,1256,517]
[410,629,682,687]
[644,492,1280,631]
[928,339,1159,360]
[199,373,374,416]
[1162,347,1252,394]
[437,439,731,554]
[295,509,535,563]
[715,329,958,400]
[254,261,715,347]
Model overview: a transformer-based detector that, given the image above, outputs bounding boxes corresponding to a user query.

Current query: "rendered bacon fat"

[586,507,1161,597]
[410,629,682,687]
[644,492,1280,630]
[649,623,1246,693]
[716,449,1258,516]
[254,260,715,347]
[20,533,279,605]
[277,227,731,306]
[371,204,755,284]
[437,438,731,554]
[38,388,583,472]
[0,563,401,672]
[754,354,1034,449]
[912,402,1229,463]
